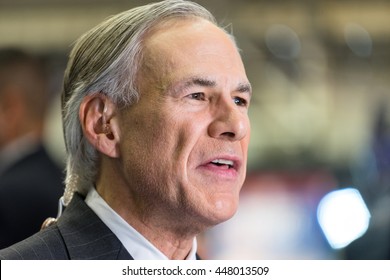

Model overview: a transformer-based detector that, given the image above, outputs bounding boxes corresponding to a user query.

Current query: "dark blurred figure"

[345,104,390,259]
[0,48,64,248]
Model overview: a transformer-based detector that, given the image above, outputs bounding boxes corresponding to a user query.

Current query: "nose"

[208,98,249,141]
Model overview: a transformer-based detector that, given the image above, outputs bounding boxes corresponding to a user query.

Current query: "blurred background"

[1,0,389,259]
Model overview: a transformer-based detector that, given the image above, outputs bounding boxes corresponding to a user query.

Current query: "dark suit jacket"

[0,145,64,249]
[0,193,133,260]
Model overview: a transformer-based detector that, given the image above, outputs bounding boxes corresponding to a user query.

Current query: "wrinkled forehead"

[136,17,248,96]
[140,17,242,72]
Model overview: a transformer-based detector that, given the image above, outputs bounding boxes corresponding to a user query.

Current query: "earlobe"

[79,94,120,158]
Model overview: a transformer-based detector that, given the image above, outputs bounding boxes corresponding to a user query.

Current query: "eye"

[233,96,248,107]
[188,92,205,100]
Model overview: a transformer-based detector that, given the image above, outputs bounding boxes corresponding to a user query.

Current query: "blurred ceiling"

[1,0,389,51]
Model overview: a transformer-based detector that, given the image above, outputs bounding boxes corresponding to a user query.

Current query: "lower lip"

[197,163,239,180]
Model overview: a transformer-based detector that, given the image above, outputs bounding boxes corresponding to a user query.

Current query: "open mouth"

[210,159,234,169]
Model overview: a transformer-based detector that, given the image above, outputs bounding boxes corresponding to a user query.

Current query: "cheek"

[242,135,250,156]
[120,110,185,175]
[241,120,251,154]
[171,123,199,160]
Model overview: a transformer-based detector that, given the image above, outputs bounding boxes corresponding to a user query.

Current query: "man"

[0,0,251,260]
[0,48,64,248]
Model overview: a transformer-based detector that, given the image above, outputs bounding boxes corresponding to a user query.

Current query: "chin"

[207,198,239,225]
[183,199,238,234]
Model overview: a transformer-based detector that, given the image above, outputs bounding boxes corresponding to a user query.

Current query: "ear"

[79,94,120,158]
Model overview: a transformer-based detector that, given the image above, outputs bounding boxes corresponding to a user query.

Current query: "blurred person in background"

[0,0,251,260]
[0,48,64,249]
[345,105,390,259]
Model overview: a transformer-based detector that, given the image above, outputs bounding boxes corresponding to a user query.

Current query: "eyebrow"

[185,77,216,88]
[170,76,252,97]
[236,82,252,96]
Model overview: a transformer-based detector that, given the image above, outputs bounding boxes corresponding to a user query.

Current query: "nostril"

[221,132,235,138]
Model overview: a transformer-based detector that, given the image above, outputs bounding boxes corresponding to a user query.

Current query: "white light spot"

[317,188,371,249]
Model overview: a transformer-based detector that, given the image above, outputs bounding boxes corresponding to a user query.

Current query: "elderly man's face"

[117,18,251,229]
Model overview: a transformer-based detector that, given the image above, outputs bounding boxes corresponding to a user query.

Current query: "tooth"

[212,159,234,166]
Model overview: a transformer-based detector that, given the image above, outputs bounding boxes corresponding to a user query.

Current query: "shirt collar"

[85,187,197,260]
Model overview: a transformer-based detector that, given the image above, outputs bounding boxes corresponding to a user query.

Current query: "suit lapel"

[57,193,133,260]
[56,193,201,260]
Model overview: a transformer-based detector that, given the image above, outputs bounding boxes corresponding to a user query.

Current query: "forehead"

[144,18,238,59]
[139,18,247,89]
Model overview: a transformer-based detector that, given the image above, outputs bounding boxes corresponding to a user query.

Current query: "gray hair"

[61,0,219,205]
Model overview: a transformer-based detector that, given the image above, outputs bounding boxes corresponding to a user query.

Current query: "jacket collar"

[57,193,133,260]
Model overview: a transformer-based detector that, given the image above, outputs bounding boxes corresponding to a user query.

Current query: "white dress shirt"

[85,187,197,260]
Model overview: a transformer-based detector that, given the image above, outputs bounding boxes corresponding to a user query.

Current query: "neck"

[96,172,198,260]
